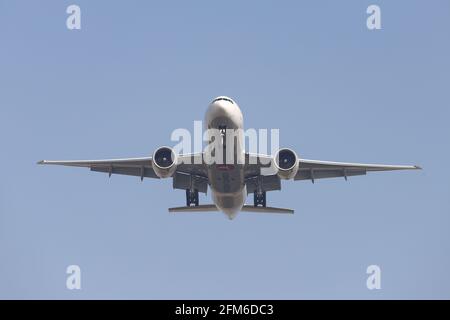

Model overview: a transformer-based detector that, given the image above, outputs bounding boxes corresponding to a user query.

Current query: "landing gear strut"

[186,189,199,206]
[253,191,266,207]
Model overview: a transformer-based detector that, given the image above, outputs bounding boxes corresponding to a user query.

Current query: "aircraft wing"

[245,153,421,183]
[38,157,159,179]
[37,153,208,181]
[295,159,421,182]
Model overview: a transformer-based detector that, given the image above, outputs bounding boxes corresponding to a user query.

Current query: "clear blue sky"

[1,0,449,299]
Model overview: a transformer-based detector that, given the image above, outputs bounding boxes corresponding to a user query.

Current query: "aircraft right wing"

[37,157,159,179]
[37,153,208,182]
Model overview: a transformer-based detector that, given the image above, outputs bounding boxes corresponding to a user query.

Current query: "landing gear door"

[173,172,208,194]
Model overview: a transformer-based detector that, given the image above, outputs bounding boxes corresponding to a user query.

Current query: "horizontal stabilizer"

[242,205,294,214]
[168,204,294,214]
[168,205,218,212]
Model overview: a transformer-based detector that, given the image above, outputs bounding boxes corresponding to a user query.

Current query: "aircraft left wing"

[245,153,421,183]
[295,159,421,182]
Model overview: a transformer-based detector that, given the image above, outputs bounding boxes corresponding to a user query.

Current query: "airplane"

[38,96,421,219]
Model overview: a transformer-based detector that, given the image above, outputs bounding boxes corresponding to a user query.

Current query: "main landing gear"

[186,189,199,206]
[253,191,266,207]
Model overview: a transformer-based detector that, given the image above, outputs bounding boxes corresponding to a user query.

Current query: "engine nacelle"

[152,146,177,178]
[273,148,299,180]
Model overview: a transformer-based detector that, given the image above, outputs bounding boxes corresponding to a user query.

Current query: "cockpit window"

[212,97,234,105]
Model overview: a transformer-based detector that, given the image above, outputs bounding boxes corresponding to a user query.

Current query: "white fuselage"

[204,97,246,219]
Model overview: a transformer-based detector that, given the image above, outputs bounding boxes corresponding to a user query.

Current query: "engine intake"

[152,146,177,178]
[274,148,299,180]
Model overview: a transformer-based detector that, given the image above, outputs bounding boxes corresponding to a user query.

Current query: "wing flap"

[295,169,366,181]
[91,166,159,179]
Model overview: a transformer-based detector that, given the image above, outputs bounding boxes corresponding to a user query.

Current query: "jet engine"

[152,146,177,178]
[274,148,299,180]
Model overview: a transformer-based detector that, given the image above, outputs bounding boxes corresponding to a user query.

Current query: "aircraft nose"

[211,100,231,115]
[206,100,243,130]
